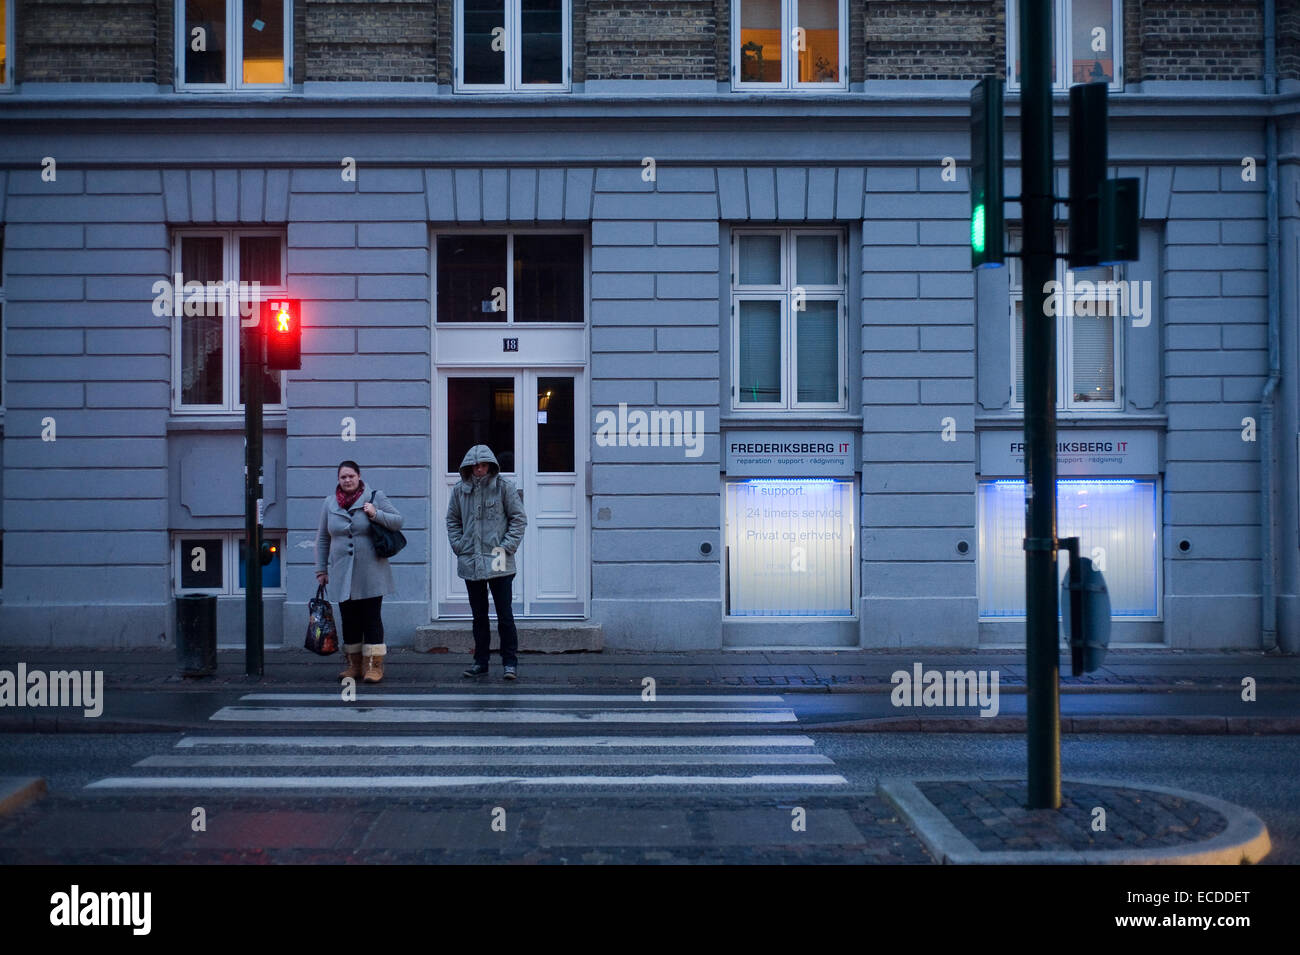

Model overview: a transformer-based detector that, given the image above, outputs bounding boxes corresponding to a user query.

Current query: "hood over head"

[459,444,500,481]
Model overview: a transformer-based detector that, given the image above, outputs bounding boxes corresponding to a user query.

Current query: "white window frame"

[1008,227,1124,412]
[173,533,286,595]
[1005,0,1123,93]
[170,228,287,414]
[732,0,848,91]
[730,228,847,413]
[432,229,589,326]
[175,0,293,92]
[1,0,13,92]
[455,0,571,93]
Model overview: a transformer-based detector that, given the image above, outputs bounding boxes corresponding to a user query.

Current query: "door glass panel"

[536,376,574,472]
[739,0,782,83]
[185,0,228,84]
[464,0,507,84]
[438,235,508,323]
[448,377,516,473]
[514,235,584,322]
[520,0,564,84]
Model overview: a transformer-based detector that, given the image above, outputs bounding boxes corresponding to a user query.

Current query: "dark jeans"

[465,574,518,667]
[338,596,384,646]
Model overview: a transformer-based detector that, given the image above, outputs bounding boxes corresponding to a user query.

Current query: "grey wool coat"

[315,487,404,602]
[446,445,527,581]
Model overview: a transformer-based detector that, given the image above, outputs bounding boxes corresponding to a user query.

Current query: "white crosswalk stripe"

[85,691,847,791]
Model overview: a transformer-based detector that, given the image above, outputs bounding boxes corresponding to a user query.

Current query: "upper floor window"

[169,229,286,412]
[1006,0,1122,92]
[734,0,846,90]
[1,0,12,91]
[731,228,847,412]
[435,232,586,323]
[178,0,291,90]
[456,0,569,92]
[1009,229,1124,412]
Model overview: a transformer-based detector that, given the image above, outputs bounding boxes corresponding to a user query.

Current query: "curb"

[0,777,47,817]
[879,776,1272,865]
[809,715,1300,734]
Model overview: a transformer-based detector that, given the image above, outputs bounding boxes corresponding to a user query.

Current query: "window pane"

[1011,0,1054,85]
[242,0,285,84]
[537,376,574,472]
[179,538,224,590]
[181,236,223,285]
[796,300,838,402]
[1,1,7,83]
[520,0,563,84]
[1072,0,1115,84]
[1014,300,1024,404]
[796,0,839,83]
[795,234,838,285]
[513,235,584,322]
[239,235,281,287]
[185,0,227,84]
[239,329,282,405]
[738,234,781,285]
[181,301,224,405]
[738,300,782,403]
[437,235,508,323]
[739,0,782,83]
[239,537,282,590]
[1072,310,1114,402]
[464,0,507,84]
[448,377,516,473]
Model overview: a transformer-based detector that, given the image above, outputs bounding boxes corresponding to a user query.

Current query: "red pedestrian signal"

[264,298,301,370]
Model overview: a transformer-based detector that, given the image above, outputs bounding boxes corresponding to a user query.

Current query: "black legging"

[338,596,384,645]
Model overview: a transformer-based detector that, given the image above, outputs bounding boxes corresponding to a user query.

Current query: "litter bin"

[176,594,217,677]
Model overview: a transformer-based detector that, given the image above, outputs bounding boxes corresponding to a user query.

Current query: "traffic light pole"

[1020,0,1061,809]
[243,319,265,677]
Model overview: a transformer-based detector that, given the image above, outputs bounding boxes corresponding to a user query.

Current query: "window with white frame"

[731,229,846,411]
[456,0,569,91]
[435,232,586,323]
[174,534,284,595]
[1009,228,1123,411]
[178,0,291,90]
[734,0,846,90]
[1006,0,1122,92]
[170,230,286,412]
[1,0,13,91]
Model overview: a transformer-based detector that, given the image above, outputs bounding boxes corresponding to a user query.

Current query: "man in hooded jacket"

[446,444,528,679]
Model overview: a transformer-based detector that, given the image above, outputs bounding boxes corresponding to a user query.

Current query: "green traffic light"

[971,204,986,253]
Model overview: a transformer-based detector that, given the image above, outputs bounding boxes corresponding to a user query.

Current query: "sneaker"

[462,663,489,678]
[503,666,518,681]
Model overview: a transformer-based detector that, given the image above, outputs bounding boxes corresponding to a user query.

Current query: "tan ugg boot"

[338,644,363,681]
[362,644,386,684]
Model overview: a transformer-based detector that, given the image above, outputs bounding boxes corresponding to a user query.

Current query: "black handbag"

[368,490,407,558]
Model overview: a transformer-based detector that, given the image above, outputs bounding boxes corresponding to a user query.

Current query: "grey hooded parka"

[445,445,527,581]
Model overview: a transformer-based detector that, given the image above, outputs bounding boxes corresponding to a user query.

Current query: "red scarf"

[336,480,366,510]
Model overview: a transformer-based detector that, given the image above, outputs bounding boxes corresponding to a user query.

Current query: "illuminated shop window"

[734,0,846,90]
[724,479,855,616]
[178,0,290,90]
[1007,0,1123,92]
[977,479,1159,618]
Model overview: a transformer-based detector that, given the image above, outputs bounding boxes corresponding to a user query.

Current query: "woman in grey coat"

[315,460,404,684]
[446,445,527,679]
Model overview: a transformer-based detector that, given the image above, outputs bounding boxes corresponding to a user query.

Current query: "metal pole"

[244,319,265,677]
[1020,0,1060,808]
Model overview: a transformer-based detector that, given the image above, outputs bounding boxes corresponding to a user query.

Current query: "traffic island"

[879,776,1271,864]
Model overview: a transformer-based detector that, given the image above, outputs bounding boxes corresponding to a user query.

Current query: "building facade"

[0,0,1297,652]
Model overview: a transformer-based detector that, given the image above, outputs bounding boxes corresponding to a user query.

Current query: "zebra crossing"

[85,691,848,791]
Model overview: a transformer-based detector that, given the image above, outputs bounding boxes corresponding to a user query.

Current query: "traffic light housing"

[259,540,278,566]
[264,298,301,371]
[1099,177,1140,263]
[1068,83,1108,269]
[970,77,1005,268]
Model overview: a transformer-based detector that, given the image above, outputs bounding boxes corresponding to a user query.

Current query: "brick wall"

[862,0,1002,82]
[19,0,158,83]
[1279,0,1300,81]
[1140,0,1263,81]
[584,1,716,80]
[305,0,438,82]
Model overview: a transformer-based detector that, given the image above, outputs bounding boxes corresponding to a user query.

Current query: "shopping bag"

[305,583,339,655]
